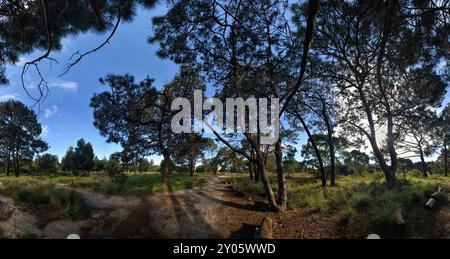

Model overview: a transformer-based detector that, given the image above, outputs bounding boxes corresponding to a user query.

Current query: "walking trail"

[1,177,449,239]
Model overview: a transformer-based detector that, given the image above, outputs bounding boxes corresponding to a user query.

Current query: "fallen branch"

[425,187,443,209]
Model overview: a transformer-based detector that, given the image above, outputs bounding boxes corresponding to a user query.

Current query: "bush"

[409,169,423,177]
[0,178,88,219]
[106,160,127,184]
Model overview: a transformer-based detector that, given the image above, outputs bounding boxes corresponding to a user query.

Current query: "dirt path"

[0,176,338,239]
[437,195,450,239]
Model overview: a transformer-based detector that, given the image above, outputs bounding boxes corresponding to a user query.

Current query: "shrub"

[106,160,127,184]
[409,169,423,177]
[0,178,88,219]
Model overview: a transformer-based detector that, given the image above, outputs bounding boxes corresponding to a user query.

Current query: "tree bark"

[254,163,260,183]
[249,163,254,180]
[5,151,10,176]
[162,153,171,185]
[275,140,287,211]
[13,143,20,177]
[322,104,336,187]
[14,151,19,176]
[356,86,397,188]
[445,137,448,177]
[189,160,196,177]
[257,157,279,212]
[375,0,399,187]
[419,145,428,177]
[252,148,260,183]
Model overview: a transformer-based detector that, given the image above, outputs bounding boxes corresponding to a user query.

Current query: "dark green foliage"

[0,100,48,175]
[93,156,107,172]
[61,139,95,176]
[301,134,348,169]
[341,150,370,176]
[35,153,59,175]
[91,67,205,182]
[173,135,217,176]
[105,157,127,184]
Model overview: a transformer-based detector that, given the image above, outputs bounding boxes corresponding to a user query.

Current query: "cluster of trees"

[89,0,449,212]
[0,100,48,176]
[1,1,449,212]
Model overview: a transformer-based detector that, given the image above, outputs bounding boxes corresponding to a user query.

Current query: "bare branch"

[59,6,122,77]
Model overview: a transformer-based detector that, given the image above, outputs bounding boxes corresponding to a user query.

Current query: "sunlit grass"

[0,177,88,219]
[230,172,450,234]
[0,172,212,196]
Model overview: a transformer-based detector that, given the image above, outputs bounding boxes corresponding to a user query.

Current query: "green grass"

[0,177,88,220]
[230,172,450,234]
[1,172,212,197]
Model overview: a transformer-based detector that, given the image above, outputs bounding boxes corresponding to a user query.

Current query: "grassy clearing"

[0,177,88,220]
[230,172,450,234]
[0,172,211,197]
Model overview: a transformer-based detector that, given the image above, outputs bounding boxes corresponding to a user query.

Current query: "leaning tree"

[150,0,321,211]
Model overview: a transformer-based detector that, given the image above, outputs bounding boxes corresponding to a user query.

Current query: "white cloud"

[61,37,75,54]
[44,105,58,119]
[40,125,50,138]
[0,93,20,102]
[48,80,79,91]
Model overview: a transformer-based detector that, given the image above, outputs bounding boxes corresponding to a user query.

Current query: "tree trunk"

[254,163,260,183]
[322,107,336,187]
[189,160,196,177]
[298,114,326,187]
[445,137,448,177]
[248,161,254,180]
[252,149,260,183]
[14,148,19,177]
[5,151,10,176]
[162,153,171,185]
[357,86,397,188]
[257,158,279,212]
[370,0,399,188]
[275,140,287,211]
[419,146,428,177]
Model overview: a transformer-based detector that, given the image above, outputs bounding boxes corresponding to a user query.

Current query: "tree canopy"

[0,100,48,175]
[61,138,95,176]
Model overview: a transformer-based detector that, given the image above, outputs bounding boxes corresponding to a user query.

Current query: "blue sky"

[1,7,178,163]
[0,5,449,164]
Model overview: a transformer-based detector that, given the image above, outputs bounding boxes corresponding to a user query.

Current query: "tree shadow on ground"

[165,182,221,239]
[197,190,269,212]
[229,223,258,239]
